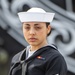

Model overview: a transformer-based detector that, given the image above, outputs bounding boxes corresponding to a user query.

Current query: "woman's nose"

[29,28,36,35]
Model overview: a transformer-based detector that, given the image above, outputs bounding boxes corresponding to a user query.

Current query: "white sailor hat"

[18,7,55,22]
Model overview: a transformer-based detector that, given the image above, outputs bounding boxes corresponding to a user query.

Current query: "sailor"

[9,7,67,75]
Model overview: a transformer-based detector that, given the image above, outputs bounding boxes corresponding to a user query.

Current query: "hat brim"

[18,12,55,22]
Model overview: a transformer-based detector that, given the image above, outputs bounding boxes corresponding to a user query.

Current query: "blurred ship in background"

[0,0,75,75]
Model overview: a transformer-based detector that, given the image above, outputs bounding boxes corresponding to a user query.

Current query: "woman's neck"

[30,42,48,51]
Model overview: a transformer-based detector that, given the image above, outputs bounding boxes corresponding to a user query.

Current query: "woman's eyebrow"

[23,24,30,26]
[34,24,40,26]
[23,23,41,26]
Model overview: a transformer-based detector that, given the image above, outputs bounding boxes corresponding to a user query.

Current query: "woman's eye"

[24,27,30,29]
[35,27,41,29]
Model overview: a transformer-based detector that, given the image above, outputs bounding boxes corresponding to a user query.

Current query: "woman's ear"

[47,25,51,34]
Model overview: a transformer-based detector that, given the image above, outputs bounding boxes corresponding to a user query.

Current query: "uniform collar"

[19,45,57,63]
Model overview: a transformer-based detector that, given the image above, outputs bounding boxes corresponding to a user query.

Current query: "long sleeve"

[45,55,67,75]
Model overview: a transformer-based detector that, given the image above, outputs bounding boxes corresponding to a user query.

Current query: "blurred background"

[0,0,75,75]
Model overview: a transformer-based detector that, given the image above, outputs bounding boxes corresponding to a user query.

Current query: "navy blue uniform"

[9,45,67,75]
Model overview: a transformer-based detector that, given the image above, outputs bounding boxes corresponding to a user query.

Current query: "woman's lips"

[28,38,37,42]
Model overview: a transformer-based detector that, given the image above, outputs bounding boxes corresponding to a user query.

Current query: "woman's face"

[22,22,51,46]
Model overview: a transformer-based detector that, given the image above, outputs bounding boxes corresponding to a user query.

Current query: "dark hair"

[46,22,51,36]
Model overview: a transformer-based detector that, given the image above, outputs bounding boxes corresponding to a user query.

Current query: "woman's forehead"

[23,22,46,26]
